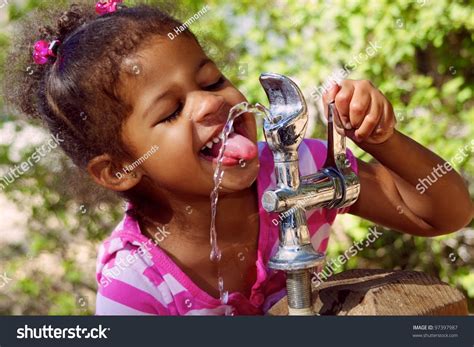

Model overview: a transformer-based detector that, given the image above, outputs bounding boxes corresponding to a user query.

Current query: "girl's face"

[120,35,259,198]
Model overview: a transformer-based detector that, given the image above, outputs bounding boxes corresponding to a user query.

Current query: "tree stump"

[267,269,468,316]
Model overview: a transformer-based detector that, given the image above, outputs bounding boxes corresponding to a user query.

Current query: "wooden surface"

[267,269,468,316]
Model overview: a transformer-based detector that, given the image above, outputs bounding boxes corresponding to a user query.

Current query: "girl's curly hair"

[3,0,190,169]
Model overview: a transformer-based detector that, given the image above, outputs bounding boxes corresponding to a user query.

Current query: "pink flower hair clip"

[32,39,61,65]
[95,0,124,15]
[32,1,126,64]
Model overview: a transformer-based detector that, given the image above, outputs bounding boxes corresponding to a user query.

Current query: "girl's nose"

[186,92,227,124]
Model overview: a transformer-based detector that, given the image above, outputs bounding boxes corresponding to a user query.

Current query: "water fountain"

[210,72,360,315]
[258,72,361,315]
[209,73,467,317]
[255,73,467,317]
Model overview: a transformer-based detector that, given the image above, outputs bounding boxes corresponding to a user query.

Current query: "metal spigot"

[259,73,360,315]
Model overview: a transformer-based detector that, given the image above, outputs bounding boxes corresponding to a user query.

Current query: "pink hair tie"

[33,39,61,65]
[95,0,123,15]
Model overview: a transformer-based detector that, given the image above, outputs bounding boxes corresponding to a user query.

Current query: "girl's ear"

[87,154,142,192]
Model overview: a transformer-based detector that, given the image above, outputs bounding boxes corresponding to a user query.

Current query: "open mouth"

[198,114,257,166]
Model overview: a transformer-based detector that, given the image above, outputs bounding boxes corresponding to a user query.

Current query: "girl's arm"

[352,131,473,236]
[324,81,473,236]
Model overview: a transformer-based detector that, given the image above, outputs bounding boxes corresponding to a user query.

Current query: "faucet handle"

[323,101,351,171]
[322,101,360,209]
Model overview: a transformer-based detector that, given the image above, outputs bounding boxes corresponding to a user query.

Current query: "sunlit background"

[0,0,473,314]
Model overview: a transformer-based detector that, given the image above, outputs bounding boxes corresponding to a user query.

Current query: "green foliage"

[0,0,472,314]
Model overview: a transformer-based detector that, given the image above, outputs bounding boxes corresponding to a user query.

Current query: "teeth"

[201,126,234,151]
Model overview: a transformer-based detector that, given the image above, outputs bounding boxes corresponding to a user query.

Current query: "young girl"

[4,1,472,315]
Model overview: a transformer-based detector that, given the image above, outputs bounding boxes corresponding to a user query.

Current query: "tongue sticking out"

[210,132,257,161]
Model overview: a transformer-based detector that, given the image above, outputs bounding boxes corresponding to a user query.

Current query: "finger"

[382,100,396,129]
[322,83,341,121]
[348,85,371,129]
[373,89,392,134]
[354,99,382,142]
[368,101,397,143]
[373,110,385,135]
[322,82,341,105]
[334,80,354,130]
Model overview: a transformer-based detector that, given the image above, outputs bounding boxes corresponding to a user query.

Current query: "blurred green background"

[0,0,472,314]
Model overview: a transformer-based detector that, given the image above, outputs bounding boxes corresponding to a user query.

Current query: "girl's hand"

[323,80,396,144]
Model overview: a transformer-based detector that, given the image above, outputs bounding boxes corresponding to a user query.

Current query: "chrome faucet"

[259,73,361,315]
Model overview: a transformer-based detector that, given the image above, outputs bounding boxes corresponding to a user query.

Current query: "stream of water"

[209,101,270,308]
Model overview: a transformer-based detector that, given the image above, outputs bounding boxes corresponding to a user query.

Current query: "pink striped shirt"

[95,139,358,315]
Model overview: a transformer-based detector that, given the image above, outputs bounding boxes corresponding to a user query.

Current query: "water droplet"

[210,247,222,262]
[238,158,246,168]
[218,277,228,304]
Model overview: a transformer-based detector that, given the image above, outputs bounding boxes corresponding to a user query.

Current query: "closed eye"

[159,104,183,124]
[203,76,226,91]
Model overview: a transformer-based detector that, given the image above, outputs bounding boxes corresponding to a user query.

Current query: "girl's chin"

[213,160,260,192]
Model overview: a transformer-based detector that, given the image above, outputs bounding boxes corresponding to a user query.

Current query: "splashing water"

[209,101,270,304]
[218,276,228,304]
[209,102,269,262]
